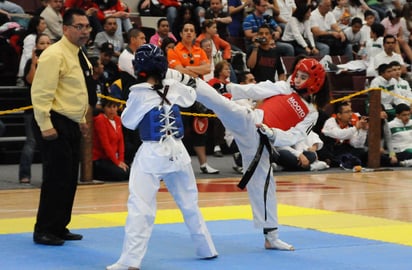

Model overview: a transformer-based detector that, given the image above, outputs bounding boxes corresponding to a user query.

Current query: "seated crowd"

[2,0,412,183]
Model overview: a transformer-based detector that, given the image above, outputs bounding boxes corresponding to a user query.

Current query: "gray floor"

[1,154,406,190]
[0,155,244,190]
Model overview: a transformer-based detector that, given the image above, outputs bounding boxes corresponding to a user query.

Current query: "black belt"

[237,129,279,220]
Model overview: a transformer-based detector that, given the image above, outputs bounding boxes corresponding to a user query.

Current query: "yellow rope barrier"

[2,90,411,117]
[329,87,412,104]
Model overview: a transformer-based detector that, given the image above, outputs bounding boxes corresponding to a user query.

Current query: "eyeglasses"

[188,53,194,65]
[69,24,93,32]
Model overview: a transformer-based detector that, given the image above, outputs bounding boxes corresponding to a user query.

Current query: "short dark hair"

[351,17,363,26]
[157,18,168,28]
[88,56,100,68]
[63,8,87,26]
[395,103,410,115]
[377,63,391,75]
[371,23,385,37]
[334,101,351,114]
[237,71,253,83]
[127,28,142,43]
[364,10,375,18]
[389,60,401,68]
[383,34,396,44]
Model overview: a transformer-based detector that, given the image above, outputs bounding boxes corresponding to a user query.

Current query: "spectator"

[160,36,176,56]
[40,0,64,42]
[274,0,297,32]
[367,34,406,77]
[246,24,286,82]
[99,42,120,85]
[343,17,363,56]
[388,103,412,167]
[149,17,177,47]
[87,56,106,109]
[332,0,352,30]
[195,19,232,66]
[276,131,329,171]
[18,33,52,184]
[392,60,412,108]
[281,2,319,56]
[199,38,215,82]
[17,16,47,85]
[243,0,294,56]
[370,63,397,119]
[320,101,369,168]
[228,0,252,38]
[310,0,352,59]
[172,3,201,41]
[94,0,133,38]
[168,21,219,174]
[118,29,146,78]
[205,0,232,40]
[380,8,412,64]
[360,22,384,62]
[95,16,124,57]
[117,29,146,167]
[93,98,129,181]
[31,8,91,246]
[359,9,377,51]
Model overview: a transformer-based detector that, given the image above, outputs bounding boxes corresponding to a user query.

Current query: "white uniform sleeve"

[227,80,291,101]
[272,108,319,147]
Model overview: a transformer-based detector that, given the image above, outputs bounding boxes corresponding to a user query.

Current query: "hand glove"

[258,123,276,140]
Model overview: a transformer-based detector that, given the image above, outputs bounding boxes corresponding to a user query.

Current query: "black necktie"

[78,48,97,106]
[78,48,91,78]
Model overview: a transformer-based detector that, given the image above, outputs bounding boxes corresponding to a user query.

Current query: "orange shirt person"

[168,22,211,78]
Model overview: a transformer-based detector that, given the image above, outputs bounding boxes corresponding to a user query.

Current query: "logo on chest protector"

[287,96,306,119]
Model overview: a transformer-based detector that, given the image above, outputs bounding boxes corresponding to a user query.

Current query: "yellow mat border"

[1,204,411,247]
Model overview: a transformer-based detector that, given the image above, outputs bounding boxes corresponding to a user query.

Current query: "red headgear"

[290,58,326,95]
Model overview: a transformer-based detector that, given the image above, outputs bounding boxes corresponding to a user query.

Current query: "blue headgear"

[133,44,168,79]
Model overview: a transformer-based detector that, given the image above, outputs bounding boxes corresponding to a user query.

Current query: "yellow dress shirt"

[31,36,89,132]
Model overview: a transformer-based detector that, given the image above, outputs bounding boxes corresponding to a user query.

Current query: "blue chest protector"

[138,104,184,141]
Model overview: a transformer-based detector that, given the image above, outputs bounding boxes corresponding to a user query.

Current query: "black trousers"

[93,159,129,181]
[33,111,81,236]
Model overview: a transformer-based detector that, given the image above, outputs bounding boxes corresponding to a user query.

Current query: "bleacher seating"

[0,86,40,164]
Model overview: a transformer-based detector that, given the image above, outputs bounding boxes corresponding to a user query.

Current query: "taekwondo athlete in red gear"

[193,58,329,251]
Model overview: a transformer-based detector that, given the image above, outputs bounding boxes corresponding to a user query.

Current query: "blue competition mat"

[0,220,411,270]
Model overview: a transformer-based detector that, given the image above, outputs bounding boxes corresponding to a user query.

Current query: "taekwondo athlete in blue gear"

[106,44,218,270]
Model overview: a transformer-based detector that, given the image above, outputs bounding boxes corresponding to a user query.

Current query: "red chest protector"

[258,93,309,131]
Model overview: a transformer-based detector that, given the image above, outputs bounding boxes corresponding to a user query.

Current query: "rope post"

[79,105,103,184]
[367,88,381,168]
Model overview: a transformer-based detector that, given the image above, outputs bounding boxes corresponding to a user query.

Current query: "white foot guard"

[106,263,139,270]
[264,230,294,251]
